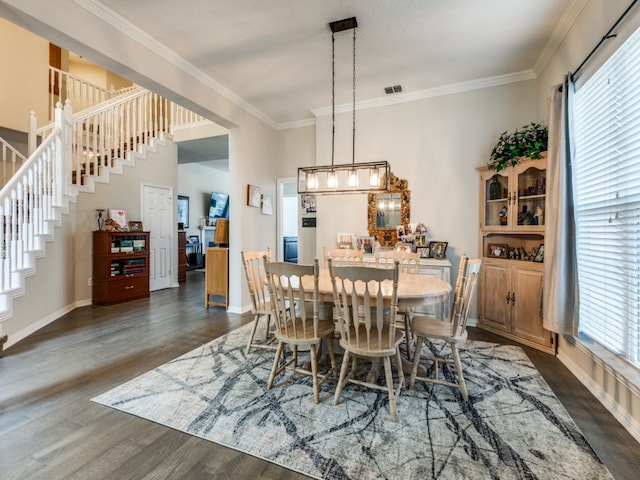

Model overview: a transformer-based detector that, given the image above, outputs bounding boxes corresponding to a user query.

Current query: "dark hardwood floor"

[1,270,638,479]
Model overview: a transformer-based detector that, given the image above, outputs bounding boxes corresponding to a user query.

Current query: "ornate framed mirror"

[367,172,410,246]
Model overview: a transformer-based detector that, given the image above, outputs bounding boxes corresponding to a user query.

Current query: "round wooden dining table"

[302,268,452,378]
[305,269,452,317]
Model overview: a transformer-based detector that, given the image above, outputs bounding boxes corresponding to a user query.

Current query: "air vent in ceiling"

[384,85,403,94]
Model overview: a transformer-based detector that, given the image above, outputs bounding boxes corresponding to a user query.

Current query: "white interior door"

[142,184,172,291]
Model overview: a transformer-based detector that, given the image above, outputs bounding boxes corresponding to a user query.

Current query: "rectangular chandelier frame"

[297,160,390,195]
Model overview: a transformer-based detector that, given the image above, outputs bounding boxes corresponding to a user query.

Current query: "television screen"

[209,192,229,220]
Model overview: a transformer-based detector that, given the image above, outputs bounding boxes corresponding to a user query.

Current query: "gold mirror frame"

[367,172,410,247]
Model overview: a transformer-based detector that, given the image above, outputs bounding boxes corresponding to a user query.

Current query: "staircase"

[0,70,210,354]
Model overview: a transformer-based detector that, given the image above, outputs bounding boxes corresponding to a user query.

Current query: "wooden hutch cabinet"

[92,230,150,305]
[477,157,556,354]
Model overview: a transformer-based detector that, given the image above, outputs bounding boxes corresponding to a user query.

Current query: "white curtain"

[543,76,579,335]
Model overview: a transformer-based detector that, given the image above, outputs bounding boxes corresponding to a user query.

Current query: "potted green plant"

[488,122,548,171]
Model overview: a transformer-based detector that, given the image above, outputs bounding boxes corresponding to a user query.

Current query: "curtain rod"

[571,0,639,82]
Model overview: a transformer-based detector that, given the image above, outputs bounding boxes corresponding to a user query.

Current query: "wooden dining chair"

[322,246,363,268]
[328,258,405,421]
[376,248,420,357]
[409,254,482,400]
[264,258,337,404]
[376,248,419,274]
[241,248,275,354]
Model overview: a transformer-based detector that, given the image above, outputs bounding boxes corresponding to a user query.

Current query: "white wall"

[314,80,540,278]
[0,18,48,132]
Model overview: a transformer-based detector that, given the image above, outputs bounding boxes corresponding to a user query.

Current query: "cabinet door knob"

[511,291,516,305]
[506,291,511,304]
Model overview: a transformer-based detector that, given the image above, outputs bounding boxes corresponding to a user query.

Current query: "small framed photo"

[533,244,545,263]
[261,194,273,215]
[417,246,430,258]
[301,194,316,213]
[337,232,354,249]
[109,208,127,229]
[247,185,261,208]
[488,243,509,258]
[396,225,406,238]
[128,221,143,232]
[428,241,448,260]
[355,236,375,254]
[394,243,412,252]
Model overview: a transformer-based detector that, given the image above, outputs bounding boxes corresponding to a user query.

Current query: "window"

[573,26,640,368]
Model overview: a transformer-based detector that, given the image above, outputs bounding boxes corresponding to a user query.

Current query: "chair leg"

[451,342,468,401]
[409,335,424,389]
[383,356,398,422]
[403,314,412,361]
[309,344,320,404]
[326,336,338,378]
[334,350,351,405]
[268,341,285,390]
[264,314,272,341]
[245,313,261,354]
[394,349,405,390]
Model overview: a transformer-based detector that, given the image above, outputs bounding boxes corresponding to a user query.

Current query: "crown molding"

[533,0,589,75]
[275,118,316,131]
[74,0,277,129]
[311,70,537,118]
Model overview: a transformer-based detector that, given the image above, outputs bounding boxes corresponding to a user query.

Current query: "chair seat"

[411,315,468,343]
[275,318,335,345]
[254,301,271,315]
[339,326,405,357]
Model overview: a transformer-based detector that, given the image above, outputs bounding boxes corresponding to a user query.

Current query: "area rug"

[92,323,612,480]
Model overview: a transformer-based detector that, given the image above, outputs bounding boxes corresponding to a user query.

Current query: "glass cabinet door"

[514,164,545,229]
[482,171,509,228]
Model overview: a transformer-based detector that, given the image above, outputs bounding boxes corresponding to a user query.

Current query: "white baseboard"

[557,347,640,444]
[5,298,91,350]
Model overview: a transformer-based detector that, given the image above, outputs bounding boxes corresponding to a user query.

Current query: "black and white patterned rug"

[92,323,612,480]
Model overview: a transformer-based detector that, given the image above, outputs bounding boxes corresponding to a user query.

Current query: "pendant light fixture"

[298,16,390,195]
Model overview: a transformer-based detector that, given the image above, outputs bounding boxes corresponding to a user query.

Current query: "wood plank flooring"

[1,270,639,479]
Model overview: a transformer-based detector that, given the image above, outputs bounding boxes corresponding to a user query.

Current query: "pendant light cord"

[352,27,356,165]
[331,32,335,167]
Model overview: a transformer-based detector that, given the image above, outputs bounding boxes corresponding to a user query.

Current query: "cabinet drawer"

[93,275,149,305]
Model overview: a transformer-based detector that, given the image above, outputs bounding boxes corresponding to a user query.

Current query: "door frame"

[277,177,297,262]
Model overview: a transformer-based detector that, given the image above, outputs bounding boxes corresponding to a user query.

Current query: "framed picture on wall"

[261,194,273,215]
[247,185,261,207]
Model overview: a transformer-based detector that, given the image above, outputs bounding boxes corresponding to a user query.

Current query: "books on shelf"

[109,259,146,276]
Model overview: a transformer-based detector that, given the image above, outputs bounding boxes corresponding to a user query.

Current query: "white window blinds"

[573,26,640,368]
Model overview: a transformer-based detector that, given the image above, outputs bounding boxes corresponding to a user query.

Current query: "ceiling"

[2,0,589,167]
[95,0,583,127]
[176,135,229,171]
